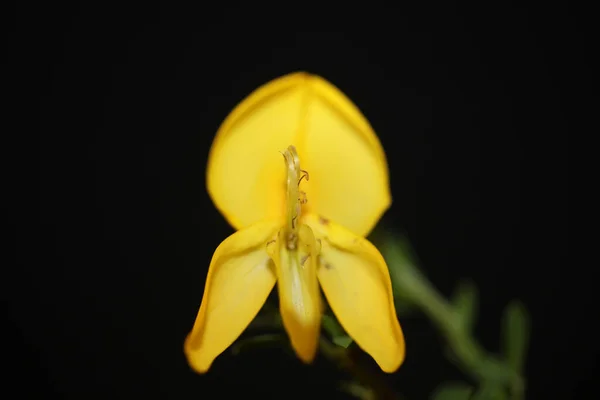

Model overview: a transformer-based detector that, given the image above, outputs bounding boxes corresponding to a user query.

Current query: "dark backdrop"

[6,3,583,399]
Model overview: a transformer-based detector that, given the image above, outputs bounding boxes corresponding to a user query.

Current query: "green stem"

[379,235,523,395]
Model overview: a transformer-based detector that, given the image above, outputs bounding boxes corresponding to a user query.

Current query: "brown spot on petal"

[319,256,333,270]
[300,255,310,266]
[319,215,330,225]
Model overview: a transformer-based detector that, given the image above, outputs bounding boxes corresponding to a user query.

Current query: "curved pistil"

[281,145,309,248]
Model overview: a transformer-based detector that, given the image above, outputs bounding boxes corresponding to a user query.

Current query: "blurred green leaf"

[230,333,284,355]
[502,300,530,374]
[332,335,353,348]
[377,232,419,269]
[394,297,417,317]
[471,381,507,400]
[431,382,474,400]
[247,312,283,331]
[451,280,478,332]
[322,314,354,348]
[340,381,376,400]
[478,356,517,383]
[377,233,426,301]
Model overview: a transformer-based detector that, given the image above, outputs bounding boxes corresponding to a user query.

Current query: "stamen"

[298,169,309,185]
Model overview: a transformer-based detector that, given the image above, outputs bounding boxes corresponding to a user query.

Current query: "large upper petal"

[184,220,280,373]
[207,72,390,237]
[304,214,405,373]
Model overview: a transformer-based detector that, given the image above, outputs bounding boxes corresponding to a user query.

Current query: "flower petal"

[267,224,322,363]
[304,214,405,373]
[298,75,391,237]
[207,72,390,236]
[184,220,280,373]
[207,73,308,230]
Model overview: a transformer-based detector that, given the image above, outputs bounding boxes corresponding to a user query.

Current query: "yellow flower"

[184,72,405,374]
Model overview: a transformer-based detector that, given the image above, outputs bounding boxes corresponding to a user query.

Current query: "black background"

[6,3,584,399]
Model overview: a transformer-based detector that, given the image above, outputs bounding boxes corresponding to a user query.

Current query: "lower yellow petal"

[184,220,280,373]
[267,224,322,363]
[304,214,405,373]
